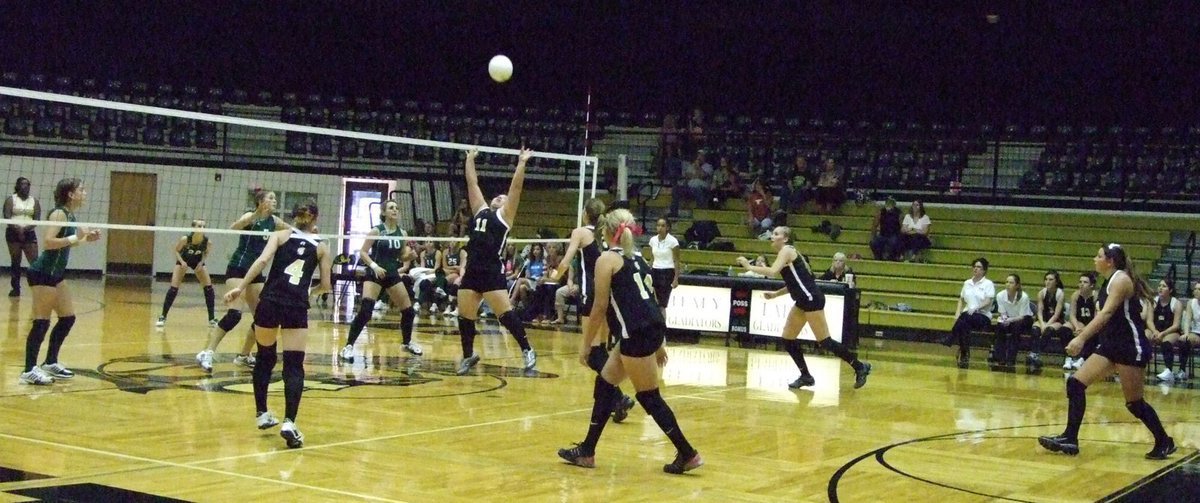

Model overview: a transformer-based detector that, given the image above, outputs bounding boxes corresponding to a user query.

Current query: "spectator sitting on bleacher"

[450,198,471,237]
[511,243,546,317]
[1177,282,1200,380]
[667,152,712,217]
[870,196,902,261]
[993,273,1034,370]
[1148,279,1184,382]
[942,257,994,368]
[746,178,774,239]
[1064,271,1098,370]
[529,244,564,325]
[710,156,743,208]
[551,262,580,325]
[502,244,520,290]
[899,199,931,262]
[738,255,768,278]
[780,156,814,212]
[814,159,845,214]
[1030,270,1069,372]
[819,252,854,283]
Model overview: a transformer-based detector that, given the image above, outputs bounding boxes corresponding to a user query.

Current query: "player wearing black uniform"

[550,198,636,423]
[557,209,702,474]
[157,219,216,328]
[1146,279,1183,382]
[1030,270,1069,371]
[18,178,101,385]
[438,241,463,316]
[1063,272,1098,370]
[1040,244,1175,459]
[737,226,871,389]
[225,200,331,449]
[339,200,422,363]
[197,189,289,373]
[455,147,537,375]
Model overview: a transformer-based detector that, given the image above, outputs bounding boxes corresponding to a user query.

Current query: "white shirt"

[902,214,930,234]
[10,194,34,222]
[648,234,679,269]
[960,277,995,316]
[1188,298,1200,335]
[995,289,1032,321]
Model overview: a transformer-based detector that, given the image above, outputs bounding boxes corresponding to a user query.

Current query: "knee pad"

[282,350,305,374]
[166,286,179,296]
[498,310,521,328]
[255,342,278,368]
[1066,376,1086,400]
[457,315,477,334]
[218,309,243,332]
[634,388,665,410]
[52,315,76,334]
[1125,398,1149,417]
[593,375,619,402]
[586,345,609,373]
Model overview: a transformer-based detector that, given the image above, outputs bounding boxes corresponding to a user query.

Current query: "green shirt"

[229,214,275,269]
[29,207,75,277]
[369,224,407,272]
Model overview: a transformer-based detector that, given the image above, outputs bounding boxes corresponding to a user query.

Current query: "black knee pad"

[1125,398,1150,417]
[457,315,477,334]
[357,297,376,315]
[593,375,619,402]
[218,309,243,332]
[498,310,521,328]
[165,286,179,297]
[1066,376,1086,399]
[52,315,76,335]
[256,342,278,368]
[587,345,609,373]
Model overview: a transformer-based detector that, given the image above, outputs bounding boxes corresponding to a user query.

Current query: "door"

[107,172,157,274]
[343,181,390,258]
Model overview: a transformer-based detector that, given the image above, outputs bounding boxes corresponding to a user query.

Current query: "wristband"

[67,235,80,245]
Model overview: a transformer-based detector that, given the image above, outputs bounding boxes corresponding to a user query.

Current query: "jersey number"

[1079,307,1092,318]
[632,271,653,300]
[474,218,487,233]
[283,259,306,285]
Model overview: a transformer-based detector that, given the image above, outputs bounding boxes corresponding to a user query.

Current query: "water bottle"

[727,265,734,277]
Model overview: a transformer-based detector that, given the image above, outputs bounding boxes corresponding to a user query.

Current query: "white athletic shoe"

[234,354,256,368]
[443,304,454,315]
[197,350,214,373]
[1176,370,1189,381]
[155,316,165,328]
[40,363,74,379]
[1072,358,1085,370]
[209,318,219,328]
[1062,358,1073,370]
[280,420,304,449]
[523,349,537,371]
[19,367,54,385]
[447,307,459,317]
[1156,369,1175,382]
[403,342,423,356]
[374,300,387,311]
[339,344,355,363]
[256,411,280,430]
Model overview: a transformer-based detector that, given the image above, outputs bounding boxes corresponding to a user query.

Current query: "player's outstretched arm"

[464,148,487,212]
[500,148,533,223]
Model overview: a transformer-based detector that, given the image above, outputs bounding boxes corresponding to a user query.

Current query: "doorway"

[342,181,390,258]
[107,172,158,275]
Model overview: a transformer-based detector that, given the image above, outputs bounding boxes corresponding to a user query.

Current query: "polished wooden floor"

[0,277,1196,502]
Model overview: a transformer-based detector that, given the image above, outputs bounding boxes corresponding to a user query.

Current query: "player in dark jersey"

[1030,270,1069,371]
[550,198,636,423]
[339,199,422,363]
[557,209,702,474]
[197,189,289,373]
[455,147,538,375]
[157,219,216,328]
[1146,279,1183,382]
[1040,244,1176,459]
[737,226,871,389]
[225,200,331,449]
[415,240,444,316]
[437,240,464,316]
[1064,271,1098,370]
[19,178,101,385]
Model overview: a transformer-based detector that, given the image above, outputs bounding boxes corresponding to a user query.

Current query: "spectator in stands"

[710,156,743,208]
[899,200,932,261]
[512,243,545,314]
[502,244,520,290]
[993,273,1034,370]
[660,114,681,179]
[779,156,814,212]
[738,255,768,278]
[667,152,712,217]
[648,218,681,318]
[819,252,854,284]
[869,196,902,261]
[551,262,580,325]
[450,198,471,237]
[683,108,705,156]
[1148,280,1183,382]
[4,177,40,297]
[1178,282,1200,380]
[1030,270,1069,372]
[942,257,994,368]
[1064,272,1099,370]
[813,159,845,214]
[745,178,774,239]
[530,244,564,324]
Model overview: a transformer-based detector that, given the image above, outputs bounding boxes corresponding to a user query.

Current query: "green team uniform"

[29,206,75,279]
[227,214,275,281]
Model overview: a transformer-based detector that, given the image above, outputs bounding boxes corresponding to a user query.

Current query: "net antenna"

[0,86,601,237]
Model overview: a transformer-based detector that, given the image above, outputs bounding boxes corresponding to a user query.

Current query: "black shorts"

[225,265,264,284]
[1093,333,1152,368]
[460,265,507,293]
[650,268,675,308]
[618,322,666,358]
[178,259,203,270]
[26,268,63,287]
[794,288,827,312]
[365,268,406,290]
[5,227,36,244]
[254,298,309,329]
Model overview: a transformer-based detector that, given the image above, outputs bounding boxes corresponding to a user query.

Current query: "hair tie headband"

[610,222,643,246]
[1107,243,1122,250]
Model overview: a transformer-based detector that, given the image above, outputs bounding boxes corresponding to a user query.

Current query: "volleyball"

[488,55,513,83]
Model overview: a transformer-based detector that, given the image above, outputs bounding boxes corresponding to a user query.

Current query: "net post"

[577,159,587,227]
[617,154,628,201]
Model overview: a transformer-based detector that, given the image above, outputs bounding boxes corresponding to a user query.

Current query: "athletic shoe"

[1062,358,1073,370]
[402,342,423,356]
[196,350,213,373]
[209,318,219,328]
[234,354,256,368]
[1175,370,1189,381]
[1037,435,1079,456]
[557,444,595,468]
[446,307,458,317]
[19,367,54,385]
[280,420,304,449]
[1156,369,1176,382]
[612,395,636,423]
[374,300,387,311]
[788,375,816,388]
[663,451,704,474]
[1071,357,1085,370]
[256,411,280,430]
[7,289,19,297]
[1145,437,1177,460]
[456,354,480,376]
[40,363,74,379]
[339,344,355,363]
[523,349,537,371]
[854,362,872,389]
[155,316,165,328]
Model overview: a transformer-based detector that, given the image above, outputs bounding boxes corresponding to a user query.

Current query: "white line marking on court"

[0,432,408,503]
[189,385,736,466]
